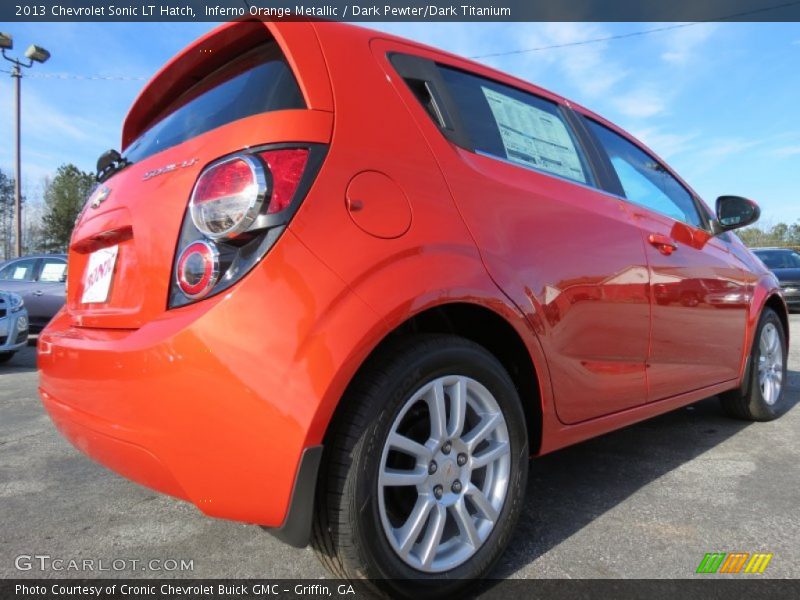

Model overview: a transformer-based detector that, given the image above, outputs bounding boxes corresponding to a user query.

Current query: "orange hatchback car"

[39,19,788,594]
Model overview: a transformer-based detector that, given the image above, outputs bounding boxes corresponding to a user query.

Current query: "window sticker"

[481,86,586,183]
[40,262,67,283]
[13,267,28,280]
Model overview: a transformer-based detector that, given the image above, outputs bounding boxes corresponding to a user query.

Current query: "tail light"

[176,241,219,299]
[169,144,325,308]
[260,149,309,213]
[190,156,266,239]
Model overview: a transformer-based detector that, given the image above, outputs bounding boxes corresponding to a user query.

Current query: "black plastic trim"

[264,445,323,548]
[564,108,625,197]
[741,354,753,398]
[388,52,474,150]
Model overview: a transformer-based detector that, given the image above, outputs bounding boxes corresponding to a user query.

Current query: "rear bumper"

[40,391,187,498]
[38,230,364,530]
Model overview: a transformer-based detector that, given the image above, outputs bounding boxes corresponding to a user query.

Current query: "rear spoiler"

[121,19,333,151]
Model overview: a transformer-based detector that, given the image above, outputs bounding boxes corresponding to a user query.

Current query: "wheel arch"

[321,301,545,457]
[738,285,789,391]
[277,295,548,549]
[764,293,789,343]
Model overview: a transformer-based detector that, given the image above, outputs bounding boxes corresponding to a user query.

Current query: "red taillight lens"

[193,158,253,200]
[190,156,264,239]
[258,148,309,214]
[176,240,219,299]
[172,144,322,308]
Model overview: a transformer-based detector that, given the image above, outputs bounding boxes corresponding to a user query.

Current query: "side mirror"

[713,195,760,234]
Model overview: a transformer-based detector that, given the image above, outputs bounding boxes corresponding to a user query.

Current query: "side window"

[2,258,38,281]
[438,66,593,185]
[39,259,68,283]
[586,119,704,228]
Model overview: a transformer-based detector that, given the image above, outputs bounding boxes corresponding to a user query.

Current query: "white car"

[0,291,29,363]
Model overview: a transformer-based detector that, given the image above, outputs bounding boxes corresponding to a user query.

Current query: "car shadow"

[0,343,37,374]
[489,370,800,579]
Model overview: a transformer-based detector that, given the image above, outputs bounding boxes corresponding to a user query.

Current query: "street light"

[2,34,50,258]
[25,45,50,64]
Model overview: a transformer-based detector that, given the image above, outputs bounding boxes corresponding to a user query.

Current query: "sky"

[0,20,799,224]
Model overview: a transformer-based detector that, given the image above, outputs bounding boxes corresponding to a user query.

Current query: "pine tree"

[41,164,95,252]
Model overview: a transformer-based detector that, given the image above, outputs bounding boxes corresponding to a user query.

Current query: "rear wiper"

[96,149,132,183]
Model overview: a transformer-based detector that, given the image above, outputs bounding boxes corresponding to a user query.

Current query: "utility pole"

[12,63,21,257]
[1,32,51,257]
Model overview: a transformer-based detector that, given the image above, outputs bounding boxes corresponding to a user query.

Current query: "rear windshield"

[124,42,305,163]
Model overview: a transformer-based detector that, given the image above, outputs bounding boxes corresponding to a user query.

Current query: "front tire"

[0,352,14,364]
[720,308,789,421]
[312,334,528,598]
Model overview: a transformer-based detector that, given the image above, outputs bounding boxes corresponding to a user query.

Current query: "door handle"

[648,233,678,256]
[32,290,44,296]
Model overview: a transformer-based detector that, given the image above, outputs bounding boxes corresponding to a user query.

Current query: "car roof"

[2,254,67,261]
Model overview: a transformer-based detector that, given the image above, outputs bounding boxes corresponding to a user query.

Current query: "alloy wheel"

[377,375,511,573]
[758,322,783,405]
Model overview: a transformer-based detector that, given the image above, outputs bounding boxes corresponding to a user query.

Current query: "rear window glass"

[124,42,305,163]
[40,260,67,282]
[585,119,703,228]
[0,258,37,281]
[438,66,592,185]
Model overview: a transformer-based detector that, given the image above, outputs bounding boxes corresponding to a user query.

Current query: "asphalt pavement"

[1,319,798,580]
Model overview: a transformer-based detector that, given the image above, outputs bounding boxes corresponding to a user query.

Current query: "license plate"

[81,245,119,304]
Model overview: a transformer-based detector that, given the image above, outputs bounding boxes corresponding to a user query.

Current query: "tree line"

[0,164,94,259]
[0,162,795,258]
[736,222,800,249]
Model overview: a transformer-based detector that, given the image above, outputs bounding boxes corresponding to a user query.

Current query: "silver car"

[0,291,29,363]
[0,254,67,332]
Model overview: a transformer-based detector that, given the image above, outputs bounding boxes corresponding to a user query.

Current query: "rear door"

[384,54,652,424]
[28,257,67,327]
[583,118,752,400]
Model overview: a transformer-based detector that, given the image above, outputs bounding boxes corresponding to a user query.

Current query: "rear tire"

[311,334,528,598]
[720,308,788,421]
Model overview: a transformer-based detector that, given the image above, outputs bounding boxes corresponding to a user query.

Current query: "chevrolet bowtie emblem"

[90,186,111,209]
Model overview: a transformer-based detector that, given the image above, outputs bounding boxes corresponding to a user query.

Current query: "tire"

[311,334,528,598]
[0,352,14,364]
[720,308,789,421]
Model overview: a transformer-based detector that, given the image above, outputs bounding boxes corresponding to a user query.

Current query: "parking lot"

[1,318,799,580]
